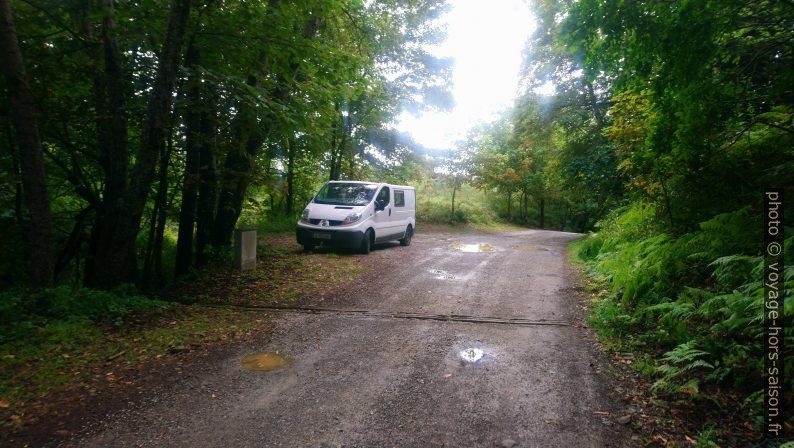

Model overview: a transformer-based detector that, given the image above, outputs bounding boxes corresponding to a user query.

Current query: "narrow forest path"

[74,228,634,447]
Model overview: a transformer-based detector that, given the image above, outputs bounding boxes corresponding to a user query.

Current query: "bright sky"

[396,0,535,152]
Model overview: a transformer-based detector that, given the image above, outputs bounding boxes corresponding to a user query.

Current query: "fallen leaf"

[0,399,9,408]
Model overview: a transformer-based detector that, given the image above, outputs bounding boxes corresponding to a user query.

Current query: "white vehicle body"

[296,181,416,253]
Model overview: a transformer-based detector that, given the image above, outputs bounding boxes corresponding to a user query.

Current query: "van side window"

[376,186,390,205]
[395,190,405,207]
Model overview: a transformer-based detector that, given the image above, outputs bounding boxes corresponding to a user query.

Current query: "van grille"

[308,219,343,226]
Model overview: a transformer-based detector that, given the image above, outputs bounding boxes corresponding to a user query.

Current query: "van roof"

[327,180,414,190]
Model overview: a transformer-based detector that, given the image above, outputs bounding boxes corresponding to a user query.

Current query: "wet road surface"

[75,228,633,447]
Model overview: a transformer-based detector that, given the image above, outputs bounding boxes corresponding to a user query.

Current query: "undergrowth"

[571,202,793,435]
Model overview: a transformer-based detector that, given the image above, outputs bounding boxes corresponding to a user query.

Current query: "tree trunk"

[211,6,315,244]
[5,123,23,222]
[585,81,604,129]
[539,198,545,229]
[328,102,340,181]
[142,128,172,290]
[195,104,217,267]
[451,181,457,215]
[0,0,54,287]
[506,191,512,219]
[285,136,296,215]
[85,0,132,287]
[152,136,172,287]
[174,45,202,277]
[54,206,93,281]
[87,0,192,288]
[211,76,265,248]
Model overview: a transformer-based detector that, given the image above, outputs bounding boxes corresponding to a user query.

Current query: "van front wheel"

[360,230,373,254]
[400,225,413,246]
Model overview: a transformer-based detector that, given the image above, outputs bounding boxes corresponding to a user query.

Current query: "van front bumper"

[296,226,365,248]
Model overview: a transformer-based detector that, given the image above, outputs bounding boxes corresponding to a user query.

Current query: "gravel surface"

[73,228,634,447]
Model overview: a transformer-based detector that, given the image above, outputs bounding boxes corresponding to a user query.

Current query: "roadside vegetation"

[572,206,793,442]
[0,234,367,436]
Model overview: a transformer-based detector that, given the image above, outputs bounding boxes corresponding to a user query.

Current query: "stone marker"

[234,228,257,271]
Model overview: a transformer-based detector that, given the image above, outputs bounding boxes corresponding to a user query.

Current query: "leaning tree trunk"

[211,75,265,248]
[0,0,54,287]
[87,0,192,289]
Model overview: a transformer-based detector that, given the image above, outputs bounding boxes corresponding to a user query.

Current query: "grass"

[0,234,369,435]
[171,234,368,307]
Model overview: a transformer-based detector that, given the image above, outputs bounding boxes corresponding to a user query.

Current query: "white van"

[296,181,416,254]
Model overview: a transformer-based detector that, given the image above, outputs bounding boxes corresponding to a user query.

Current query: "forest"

[1,0,792,444]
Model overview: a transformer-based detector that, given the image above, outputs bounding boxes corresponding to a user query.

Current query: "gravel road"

[74,228,634,447]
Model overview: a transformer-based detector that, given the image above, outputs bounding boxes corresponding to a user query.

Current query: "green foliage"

[0,0,452,289]
[694,426,719,448]
[574,205,794,424]
[416,179,501,225]
[652,340,714,395]
[0,287,171,344]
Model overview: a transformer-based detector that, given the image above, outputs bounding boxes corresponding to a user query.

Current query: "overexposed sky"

[397,0,535,151]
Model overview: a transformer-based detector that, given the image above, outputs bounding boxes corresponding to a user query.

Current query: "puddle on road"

[450,243,494,253]
[512,244,549,252]
[240,352,294,372]
[459,348,484,363]
[429,269,456,280]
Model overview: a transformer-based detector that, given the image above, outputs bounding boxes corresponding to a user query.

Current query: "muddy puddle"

[240,352,294,372]
[450,243,494,253]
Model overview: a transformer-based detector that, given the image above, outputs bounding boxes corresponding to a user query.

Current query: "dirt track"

[74,228,634,447]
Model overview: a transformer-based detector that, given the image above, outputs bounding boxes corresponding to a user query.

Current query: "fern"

[652,341,714,395]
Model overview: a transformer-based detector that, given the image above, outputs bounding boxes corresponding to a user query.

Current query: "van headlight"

[341,212,362,225]
[300,208,310,223]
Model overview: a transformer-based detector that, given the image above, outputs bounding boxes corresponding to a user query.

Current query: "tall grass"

[572,203,793,428]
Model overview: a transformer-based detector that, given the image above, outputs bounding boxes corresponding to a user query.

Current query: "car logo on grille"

[320,220,329,227]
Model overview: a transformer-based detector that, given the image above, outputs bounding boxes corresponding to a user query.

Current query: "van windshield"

[313,183,378,206]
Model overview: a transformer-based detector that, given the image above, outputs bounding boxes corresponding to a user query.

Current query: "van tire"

[360,229,373,254]
[302,244,314,253]
[400,225,413,246]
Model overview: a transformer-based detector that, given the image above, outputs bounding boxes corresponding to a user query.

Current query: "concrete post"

[234,228,257,271]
